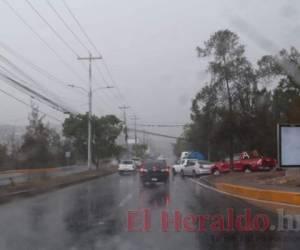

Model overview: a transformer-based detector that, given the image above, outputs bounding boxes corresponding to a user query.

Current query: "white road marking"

[118,193,133,207]
[190,178,300,208]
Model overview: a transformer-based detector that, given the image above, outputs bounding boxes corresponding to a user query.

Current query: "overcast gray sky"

[0,0,300,155]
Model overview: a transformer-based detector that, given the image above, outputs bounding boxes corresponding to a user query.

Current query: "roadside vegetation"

[175,29,300,161]
[0,103,123,170]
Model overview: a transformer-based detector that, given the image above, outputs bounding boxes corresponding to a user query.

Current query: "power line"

[136,123,185,128]
[0,44,108,115]
[127,128,185,140]
[3,0,131,117]
[46,0,91,53]
[45,0,123,114]
[0,87,62,123]
[1,0,85,82]
[61,0,123,105]
[61,0,137,116]
[61,0,100,57]
[25,0,80,57]
[0,69,76,115]
[0,54,76,113]
[0,42,66,85]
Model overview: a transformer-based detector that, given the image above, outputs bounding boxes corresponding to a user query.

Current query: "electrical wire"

[0,87,62,123]
[46,0,91,53]
[25,0,80,57]
[1,0,85,82]
[61,0,138,116]
[0,54,76,113]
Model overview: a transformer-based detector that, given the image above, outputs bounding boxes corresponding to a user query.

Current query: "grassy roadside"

[0,165,118,204]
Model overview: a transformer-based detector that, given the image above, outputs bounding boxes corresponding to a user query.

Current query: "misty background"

[0,0,300,158]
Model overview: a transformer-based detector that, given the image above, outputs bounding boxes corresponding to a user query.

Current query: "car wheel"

[213,169,220,176]
[244,167,252,173]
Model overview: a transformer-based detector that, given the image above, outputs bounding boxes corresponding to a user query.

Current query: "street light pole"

[78,53,101,170]
[68,83,113,169]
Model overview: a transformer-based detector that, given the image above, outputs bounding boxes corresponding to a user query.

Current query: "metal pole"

[131,115,138,145]
[88,54,92,170]
[78,54,102,170]
[134,118,137,145]
[119,106,130,151]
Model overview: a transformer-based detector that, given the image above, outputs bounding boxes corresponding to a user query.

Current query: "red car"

[232,150,276,172]
[211,160,231,175]
[217,150,276,173]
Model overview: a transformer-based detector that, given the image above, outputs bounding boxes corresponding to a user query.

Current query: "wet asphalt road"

[0,173,299,250]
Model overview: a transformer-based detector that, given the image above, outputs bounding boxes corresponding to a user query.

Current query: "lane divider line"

[190,178,300,209]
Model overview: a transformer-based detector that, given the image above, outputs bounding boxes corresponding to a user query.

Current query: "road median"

[205,172,300,206]
[215,182,300,206]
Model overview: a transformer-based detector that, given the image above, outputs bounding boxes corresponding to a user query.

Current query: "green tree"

[63,113,123,165]
[19,104,52,168]
[0,144,8,168]
[196,29,254,164]
[258,47,300,123]
[132,144,148,158]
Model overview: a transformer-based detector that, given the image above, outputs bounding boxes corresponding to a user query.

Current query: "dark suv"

[139,159,170,185]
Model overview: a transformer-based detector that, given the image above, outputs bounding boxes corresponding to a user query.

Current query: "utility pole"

[131,116,139,145]
[119,105,130,151]
[78,53,101,170]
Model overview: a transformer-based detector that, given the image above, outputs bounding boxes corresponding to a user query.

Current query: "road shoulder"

[0,166,117,204]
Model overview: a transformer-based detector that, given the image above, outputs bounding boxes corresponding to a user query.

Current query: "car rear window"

[144,160,167,169]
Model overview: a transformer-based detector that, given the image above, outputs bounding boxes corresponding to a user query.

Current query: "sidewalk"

[205,171,300,206]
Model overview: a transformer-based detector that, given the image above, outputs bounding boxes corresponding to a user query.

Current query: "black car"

[139,159,170,185]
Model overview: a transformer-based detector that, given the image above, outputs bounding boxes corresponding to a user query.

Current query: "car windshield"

[1,1,299,249]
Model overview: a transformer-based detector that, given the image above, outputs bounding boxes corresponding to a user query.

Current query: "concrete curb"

[215,182,300,206]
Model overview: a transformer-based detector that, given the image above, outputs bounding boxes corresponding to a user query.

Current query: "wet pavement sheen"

[0,173,299,250]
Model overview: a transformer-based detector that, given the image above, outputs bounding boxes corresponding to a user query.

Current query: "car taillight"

[161,168,170,174]
[139,167,148,173]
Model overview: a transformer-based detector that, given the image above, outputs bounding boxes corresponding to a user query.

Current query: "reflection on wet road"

[0,173,299,249]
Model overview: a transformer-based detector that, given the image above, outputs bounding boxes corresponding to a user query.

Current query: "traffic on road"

[0,0,299,249]
[0,168,298,250]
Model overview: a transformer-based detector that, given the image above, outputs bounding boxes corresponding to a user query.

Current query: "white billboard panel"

[278,124,300,167]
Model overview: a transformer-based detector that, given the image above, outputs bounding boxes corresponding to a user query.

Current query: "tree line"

[174,29,300,162]
[0,103,123,169]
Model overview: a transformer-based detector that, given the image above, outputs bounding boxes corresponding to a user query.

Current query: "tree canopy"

[63,113,123,165]
[176,30,300,161]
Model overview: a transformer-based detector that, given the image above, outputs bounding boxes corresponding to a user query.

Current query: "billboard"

[278,124,300,168]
